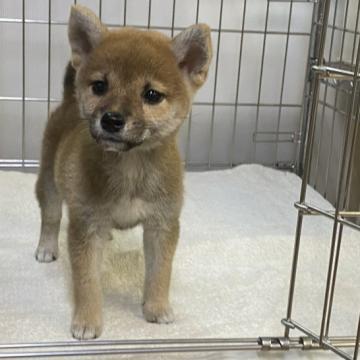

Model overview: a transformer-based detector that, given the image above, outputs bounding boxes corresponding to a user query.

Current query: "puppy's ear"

[171,24,212,89]
[68,5,107,69]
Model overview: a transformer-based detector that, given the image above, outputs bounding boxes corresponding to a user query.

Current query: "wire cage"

[0,0,359,358]
[0,0,315,171]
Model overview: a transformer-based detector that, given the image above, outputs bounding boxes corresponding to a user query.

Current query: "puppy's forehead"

[89,29,180,82]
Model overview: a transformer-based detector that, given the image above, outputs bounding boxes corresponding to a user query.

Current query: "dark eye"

[91,80,108,96]
[143,89,164,104]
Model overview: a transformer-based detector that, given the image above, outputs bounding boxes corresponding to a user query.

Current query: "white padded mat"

[0,164,359,359]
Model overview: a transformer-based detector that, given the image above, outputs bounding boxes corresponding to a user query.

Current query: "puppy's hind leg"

[35,166,62,263]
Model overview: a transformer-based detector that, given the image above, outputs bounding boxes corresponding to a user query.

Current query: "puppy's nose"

[101,112,125,133]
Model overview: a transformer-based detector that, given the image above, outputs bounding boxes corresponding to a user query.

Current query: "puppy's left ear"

[171,24,212,89]
[68,5,107,69]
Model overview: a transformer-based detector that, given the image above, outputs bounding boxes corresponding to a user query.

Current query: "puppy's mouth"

[91,132,142,152]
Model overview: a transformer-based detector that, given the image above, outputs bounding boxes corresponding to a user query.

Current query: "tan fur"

[35,4,212,340]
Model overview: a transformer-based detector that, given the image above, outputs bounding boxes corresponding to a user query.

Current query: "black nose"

[100,112,125,133]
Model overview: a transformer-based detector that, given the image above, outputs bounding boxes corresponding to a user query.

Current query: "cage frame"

[0,0,360,358]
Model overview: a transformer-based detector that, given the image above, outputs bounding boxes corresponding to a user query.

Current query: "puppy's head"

[68,5,212,152]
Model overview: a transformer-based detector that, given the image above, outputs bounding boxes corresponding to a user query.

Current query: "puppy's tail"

[63,62,76,100]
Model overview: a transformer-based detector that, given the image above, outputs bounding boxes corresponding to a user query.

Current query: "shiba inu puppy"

[35,4,212,340]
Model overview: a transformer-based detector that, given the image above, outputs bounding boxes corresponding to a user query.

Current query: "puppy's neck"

[102,136,175,167]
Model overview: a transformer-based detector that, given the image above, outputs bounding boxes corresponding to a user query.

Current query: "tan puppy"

[35,5,212,340]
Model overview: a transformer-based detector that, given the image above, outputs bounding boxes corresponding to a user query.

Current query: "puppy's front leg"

[68,220,105,340]
[142,219,179,323]
[35,172,62,263]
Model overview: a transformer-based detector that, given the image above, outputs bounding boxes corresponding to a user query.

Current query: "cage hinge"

[300,336,319,350]
[258,337,289,351]
[259,336,320,351]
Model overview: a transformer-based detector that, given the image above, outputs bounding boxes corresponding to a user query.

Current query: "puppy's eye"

[91,80,108,96]
[143,89,164,105]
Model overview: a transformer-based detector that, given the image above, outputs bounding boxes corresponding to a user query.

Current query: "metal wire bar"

[325,223,344,333]
[21,0,25,166]
[322,23,360,37]
[207,0,223,168]
[313,66,360,79]
[0,160,234,170]
[253,0,271,163]
[0,345,262,359]
[354,316,360,359]
[0,338,261,349]
[0,160,39,168]
[229,0,247,167]
[184,109,193,166]
[323,91,347,198]
[195,0,200,23]
[314,0,340,189]
[0,160,286,170]
[319,29,360,345]
[284,0,332,338]
[350,2,360,65]
[0,335,358,359]
[318,99,349,117]
[0,158,299,170]
[147,0,151,29]
[274,1,294,164]
[123,0,127,26]
[184,0,200,168]
[295,202,360,231]
[0,96,303,108]
[342,93,360,209]
[295,202,360,218]
[170,0,176,37]
[296,1,318,174]
[0,18,312,36]
[253,131,299,143]
[47,0,51,117]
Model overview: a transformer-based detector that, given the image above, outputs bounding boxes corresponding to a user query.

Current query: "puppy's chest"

[110,195,151,229]
[107,171,156,229]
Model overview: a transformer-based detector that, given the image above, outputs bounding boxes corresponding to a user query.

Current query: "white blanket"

[0,164,358,359]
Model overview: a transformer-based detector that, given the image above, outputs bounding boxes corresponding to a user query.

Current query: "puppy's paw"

[143,302,174,324]
[71,312,103,340]
[35,245,58,263]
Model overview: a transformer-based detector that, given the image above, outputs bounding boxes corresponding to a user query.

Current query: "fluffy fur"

[35,4,212,340]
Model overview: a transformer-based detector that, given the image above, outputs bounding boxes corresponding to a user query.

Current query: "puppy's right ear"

[68,5,107,69]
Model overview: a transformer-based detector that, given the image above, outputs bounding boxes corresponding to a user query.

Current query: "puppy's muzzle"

[101,112,125,133]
